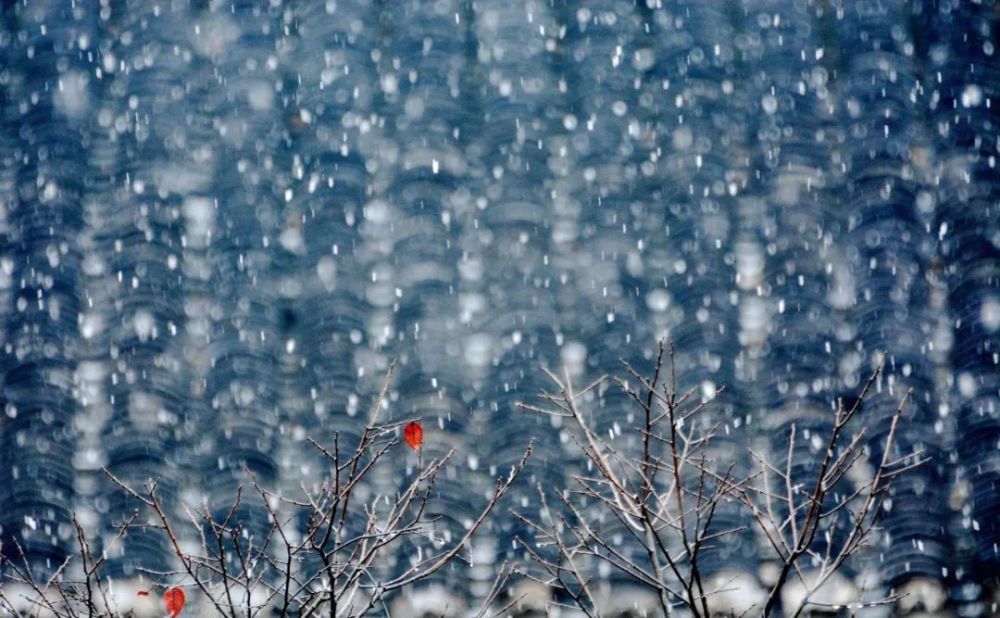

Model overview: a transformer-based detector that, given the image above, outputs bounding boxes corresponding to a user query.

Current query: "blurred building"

[2,0,999,615]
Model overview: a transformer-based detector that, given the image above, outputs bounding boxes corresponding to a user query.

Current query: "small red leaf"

[164,587,185,617]
[403,421,423,450]
[136,590,150,597]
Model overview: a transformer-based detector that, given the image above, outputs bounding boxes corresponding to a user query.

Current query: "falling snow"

[1,0,999,616]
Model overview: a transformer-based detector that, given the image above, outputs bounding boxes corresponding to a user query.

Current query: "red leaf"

[136,590,150,597]
[403,421,423,450]
[164,587,185,617]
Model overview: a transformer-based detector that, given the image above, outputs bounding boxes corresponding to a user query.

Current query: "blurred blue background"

[1,0,999,614]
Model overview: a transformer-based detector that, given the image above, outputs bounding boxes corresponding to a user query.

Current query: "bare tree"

[2,364,532,617]
[740,365,923,617]
[515,342,920,617]
[0,511,139,617]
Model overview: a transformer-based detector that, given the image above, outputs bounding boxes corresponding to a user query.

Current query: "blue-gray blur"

[1,0,998,612]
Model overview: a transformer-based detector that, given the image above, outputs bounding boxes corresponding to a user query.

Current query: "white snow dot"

[961,84,983,108]
[762,94,778,114]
